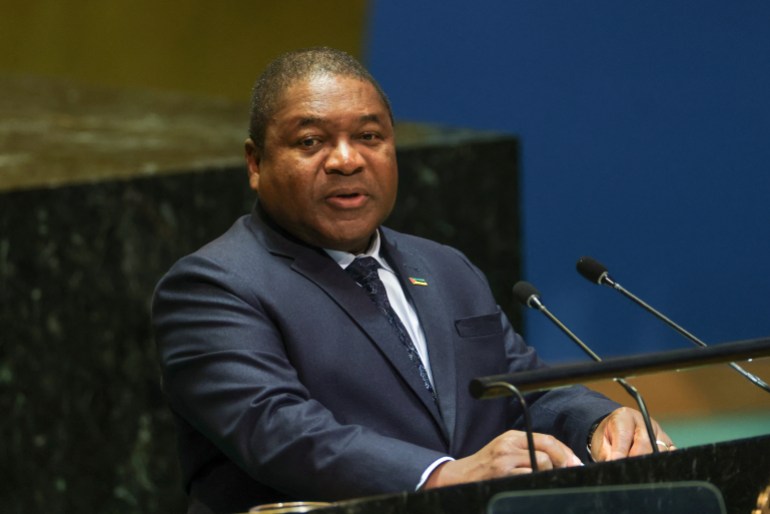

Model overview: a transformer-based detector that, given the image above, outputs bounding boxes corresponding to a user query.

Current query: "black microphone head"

[512,281,541,308]
[576,256,609,285]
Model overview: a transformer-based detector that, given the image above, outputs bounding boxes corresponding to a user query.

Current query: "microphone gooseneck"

[503,282,544,470]
[486,380,539,472]
[514,281,602,362]
[513,281,659,455]
[576,256,770,394]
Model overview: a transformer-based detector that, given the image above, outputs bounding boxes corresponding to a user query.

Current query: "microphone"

[576,256,770,394]
[513,281,660,455]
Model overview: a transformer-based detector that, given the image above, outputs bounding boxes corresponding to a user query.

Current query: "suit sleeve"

[152,253,447,501]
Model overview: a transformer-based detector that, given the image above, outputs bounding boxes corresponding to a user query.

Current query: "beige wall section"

[0,0,368,101]
[588,357,770,418]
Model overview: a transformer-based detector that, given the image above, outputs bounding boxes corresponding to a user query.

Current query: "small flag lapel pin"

[408,277,428,286]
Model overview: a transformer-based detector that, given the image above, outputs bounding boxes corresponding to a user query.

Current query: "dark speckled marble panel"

[0,167,255,513]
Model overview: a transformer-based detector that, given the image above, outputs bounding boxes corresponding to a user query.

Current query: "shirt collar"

[324,230,392,272]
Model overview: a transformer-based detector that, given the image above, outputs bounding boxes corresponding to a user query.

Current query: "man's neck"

[324,230,382,268]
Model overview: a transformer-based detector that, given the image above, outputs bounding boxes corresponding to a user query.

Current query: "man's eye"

[300,138,319,147]
[360,133,379,141]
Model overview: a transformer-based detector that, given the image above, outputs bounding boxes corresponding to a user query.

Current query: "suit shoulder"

[191,215,262,263]
[381,226,472,263]
[156,215,267,288]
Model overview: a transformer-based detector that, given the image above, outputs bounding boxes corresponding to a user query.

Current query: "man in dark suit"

[152,47,673,514]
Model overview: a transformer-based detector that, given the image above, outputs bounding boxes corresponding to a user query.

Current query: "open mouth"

[326,191,368,209]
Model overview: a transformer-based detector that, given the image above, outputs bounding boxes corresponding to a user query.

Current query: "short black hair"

[248,47,393,153]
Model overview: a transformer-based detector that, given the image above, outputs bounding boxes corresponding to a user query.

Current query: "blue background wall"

[365,1,770,363]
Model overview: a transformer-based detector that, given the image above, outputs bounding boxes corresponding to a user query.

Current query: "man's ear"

[244,138,261,192]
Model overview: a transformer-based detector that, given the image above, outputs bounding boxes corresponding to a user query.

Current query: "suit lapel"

[250,209,447,438]
[380,231,458,445]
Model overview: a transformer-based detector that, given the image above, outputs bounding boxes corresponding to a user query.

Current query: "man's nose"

[325,140,364,175]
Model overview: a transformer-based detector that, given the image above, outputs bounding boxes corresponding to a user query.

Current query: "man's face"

[245,74,398,254]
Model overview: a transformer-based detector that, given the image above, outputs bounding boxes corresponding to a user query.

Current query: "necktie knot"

[345,257,383,296]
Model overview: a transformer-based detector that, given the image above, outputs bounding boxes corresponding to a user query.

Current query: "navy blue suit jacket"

[152,205,618,513]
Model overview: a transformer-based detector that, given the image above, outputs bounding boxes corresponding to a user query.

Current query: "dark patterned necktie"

[345,257,436,399]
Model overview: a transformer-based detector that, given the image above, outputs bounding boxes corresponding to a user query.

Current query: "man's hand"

[423,430,583,489]
[590,407,676,461]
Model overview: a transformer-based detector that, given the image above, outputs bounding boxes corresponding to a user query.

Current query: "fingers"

[495,448,555,474]
[589,408,632,461]
[529,432,583,469]
[591,407,677,461]
[424,430,581,489]
[506,449,560,475]
[488,430,582,476]
[626,418,676,458]
[653,427,676,452]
